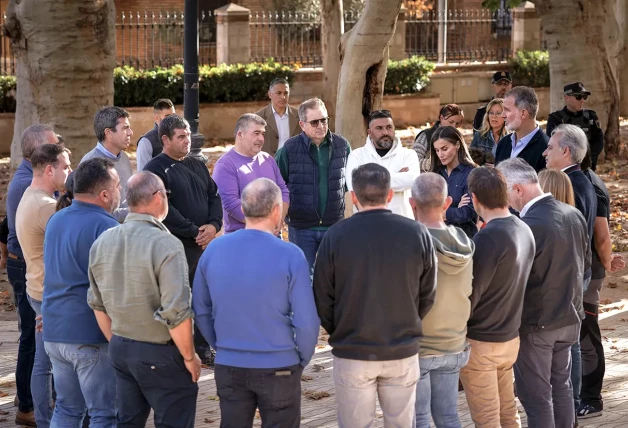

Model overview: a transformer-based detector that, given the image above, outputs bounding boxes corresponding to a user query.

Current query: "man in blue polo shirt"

[42,158,121,427]
[5,123,59,427]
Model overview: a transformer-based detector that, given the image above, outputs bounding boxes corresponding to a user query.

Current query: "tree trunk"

[335,0,403,149]
[533,0,624,156]
[4,0,116,169]
[321,0,344,126]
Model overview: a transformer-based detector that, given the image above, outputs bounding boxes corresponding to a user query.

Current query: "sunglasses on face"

[306,117,329,128]
[573,94,588,101]
[152,189,171,199]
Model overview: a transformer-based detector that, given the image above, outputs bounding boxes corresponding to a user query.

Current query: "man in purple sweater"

[213,113,289,234]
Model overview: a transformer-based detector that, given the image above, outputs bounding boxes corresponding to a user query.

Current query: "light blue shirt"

[510,126,540,159]
[96,142,121,159]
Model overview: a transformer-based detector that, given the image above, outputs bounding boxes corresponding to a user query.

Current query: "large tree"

[4,0,116,168]
[334,0,404,148]
[321,0,344,123]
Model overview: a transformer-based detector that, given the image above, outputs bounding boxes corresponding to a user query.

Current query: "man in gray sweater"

[81,106,135,221]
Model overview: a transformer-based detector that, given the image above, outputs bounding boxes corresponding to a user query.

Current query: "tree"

[334,0,404,148]
[321,0,344,123]
[4,0,116,168]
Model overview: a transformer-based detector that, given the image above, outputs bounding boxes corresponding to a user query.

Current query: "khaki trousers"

[459,337,521,428]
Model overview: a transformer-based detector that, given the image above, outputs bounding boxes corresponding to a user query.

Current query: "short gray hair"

[411,173,448,209]
[127,171,164,209]
[298,98,327,122]
[21,124,56,159]
[505,86,539,118]
[234,113,267,138]
[496,158,539,186]
[551,124,588,164]
[241,178,282,219]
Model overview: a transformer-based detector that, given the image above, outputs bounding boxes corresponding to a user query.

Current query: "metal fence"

[249,10,359,68]
[116,10,217,69]
[0,12,15,75]
[406,8,513,63]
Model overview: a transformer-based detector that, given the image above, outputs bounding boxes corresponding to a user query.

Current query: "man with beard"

[346,110,420,219]
[495,86,549,172]
[41,158,121,426]
[473,71,513,132]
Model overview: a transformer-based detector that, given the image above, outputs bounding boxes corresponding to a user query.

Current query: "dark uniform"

[473,71,512,131]
[546,82,604,171]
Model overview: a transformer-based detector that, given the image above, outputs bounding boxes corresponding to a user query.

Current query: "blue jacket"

[438,163,478,238]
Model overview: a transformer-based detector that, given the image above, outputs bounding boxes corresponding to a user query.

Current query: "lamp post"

[184,0,207,162]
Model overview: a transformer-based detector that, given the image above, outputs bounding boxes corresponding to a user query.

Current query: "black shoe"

[577,402,603,419]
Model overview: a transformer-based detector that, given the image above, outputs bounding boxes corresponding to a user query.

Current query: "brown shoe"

[15,410,36,427]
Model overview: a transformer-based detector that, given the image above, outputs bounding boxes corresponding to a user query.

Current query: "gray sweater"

[80,145,134,221]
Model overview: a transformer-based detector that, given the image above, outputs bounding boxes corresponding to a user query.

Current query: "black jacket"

[495,128,548,172]
[313,209,437,361]
[137,123,163,159]
[520,195,590,333]
[144,154,223,247]
[565,165,597,255]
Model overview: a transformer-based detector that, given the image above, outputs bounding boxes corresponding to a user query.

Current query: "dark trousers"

[108,335,198,428]
[514,323,579,428]
[184,245,209,352]
[6,256,35,413]
[215,364,302,428]
[581,278,605,410]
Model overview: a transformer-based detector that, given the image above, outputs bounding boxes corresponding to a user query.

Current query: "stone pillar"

[389,6,407,61]
[511,1,541,54]
[215,3,250,65]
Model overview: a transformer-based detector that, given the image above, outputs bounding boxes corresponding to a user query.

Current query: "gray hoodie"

[419,225,474,357]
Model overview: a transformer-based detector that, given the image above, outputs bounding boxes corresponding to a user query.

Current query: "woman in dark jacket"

[430,126,479,238]
[413,104,464,172]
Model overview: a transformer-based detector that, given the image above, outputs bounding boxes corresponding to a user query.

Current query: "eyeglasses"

[152,189,171,199]
[572,94,588,101]
[306,117,329,128]
[487,111,503,116]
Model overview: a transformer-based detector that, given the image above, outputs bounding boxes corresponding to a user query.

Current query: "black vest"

[138,123,163,158]
[285,132,347,229]
[553,108,594,141]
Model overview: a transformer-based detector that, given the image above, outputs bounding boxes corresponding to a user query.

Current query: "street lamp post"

[184,0,207,162]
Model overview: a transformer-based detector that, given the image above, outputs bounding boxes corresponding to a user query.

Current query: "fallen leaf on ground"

[312,364,325,372]
[203,418,214,423]
[601,328,616,331]
[0,391,8,397]
[608,282,618,288]
[303,390,331,400]
[207,395,220,401]
[301,375,313,381]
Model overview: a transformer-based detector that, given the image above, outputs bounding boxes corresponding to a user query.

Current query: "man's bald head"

[241,178,282,219]
[126,171,166,211]
[411,173,448,210]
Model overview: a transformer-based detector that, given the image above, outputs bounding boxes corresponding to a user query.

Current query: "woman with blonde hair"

[470,98,509,156]
[538,169,576,207]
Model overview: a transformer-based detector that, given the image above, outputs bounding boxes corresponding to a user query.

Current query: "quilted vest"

[138,123,163,158]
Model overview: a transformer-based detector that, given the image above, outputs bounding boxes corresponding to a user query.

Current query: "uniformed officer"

[473,71,513,132]
[546,82,604,171]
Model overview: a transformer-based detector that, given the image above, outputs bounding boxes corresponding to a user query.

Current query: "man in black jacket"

[144,114,223,364]
[497,158,590,428]
[313,163,437,427]
[495,86,548,172]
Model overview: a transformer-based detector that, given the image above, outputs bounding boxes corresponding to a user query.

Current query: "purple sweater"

[213,149,289,233]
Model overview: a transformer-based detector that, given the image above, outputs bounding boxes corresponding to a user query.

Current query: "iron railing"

[0,12,16,75]
[406,9,513,63]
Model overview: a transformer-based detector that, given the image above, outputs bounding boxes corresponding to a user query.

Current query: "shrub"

[509,50,550,88]
[0,76,16,113]
[384,56,435,95]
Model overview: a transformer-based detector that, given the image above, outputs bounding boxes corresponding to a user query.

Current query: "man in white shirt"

[255,78,300,156]
[136,99,176,171]
[346,110,420,218]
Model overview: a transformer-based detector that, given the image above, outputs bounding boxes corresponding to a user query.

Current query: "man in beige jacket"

[255,78,300,156]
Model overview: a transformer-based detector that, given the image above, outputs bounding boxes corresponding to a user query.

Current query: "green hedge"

[509,50,550,88]
[0,56,435,113]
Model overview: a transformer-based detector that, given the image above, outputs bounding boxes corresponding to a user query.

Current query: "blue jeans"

[27,295,53,427]
[44,342,116,428]
[415,349,470,428]
[288,226,327,274]
[6,257,35,414]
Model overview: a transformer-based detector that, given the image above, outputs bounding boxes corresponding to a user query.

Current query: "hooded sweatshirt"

[419,225,474,357]
[346,136,420,219]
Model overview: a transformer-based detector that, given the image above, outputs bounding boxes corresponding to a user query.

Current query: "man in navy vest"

[275,98,351,273]
[136,99,176,171]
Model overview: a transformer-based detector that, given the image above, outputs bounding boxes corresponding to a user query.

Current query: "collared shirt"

[6,159,34,257]
[437,163,477,226]
[520,193,552,218]
[272,106,291,150]
[510,126,540,159]
[561,164,579,172]
[88,213,193,344]
[95,142,121,159]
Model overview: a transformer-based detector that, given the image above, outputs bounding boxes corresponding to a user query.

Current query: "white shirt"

[561,164,578,172]
[519,193,552,218]
[346,136,420,219]
[272,106,291,150]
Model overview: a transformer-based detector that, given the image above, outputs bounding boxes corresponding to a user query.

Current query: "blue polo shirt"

[42,201,119,344]
[6,159,33,258]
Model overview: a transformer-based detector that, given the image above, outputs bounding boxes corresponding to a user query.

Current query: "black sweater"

[467,216,535,342]
[313,209,437,361]
[144,154,223,247]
